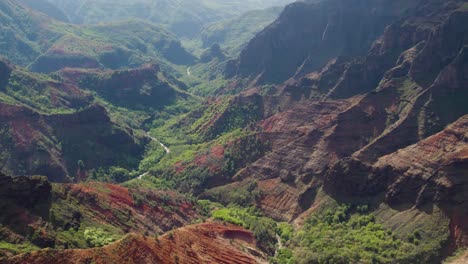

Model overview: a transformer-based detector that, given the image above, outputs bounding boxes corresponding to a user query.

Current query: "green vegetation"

[0,0,195,74]
[0,68,90,114]
[204,181,262,206]
[84,228,119,247]
[274,248,296,264]
[211,205,278,253]
[0,241,40,255]
[89,167,135,183]
[200,7,283,57]
[277,222,294,242]
[138,130,269,195]
[282,205,440,264]
[45,0,293,38]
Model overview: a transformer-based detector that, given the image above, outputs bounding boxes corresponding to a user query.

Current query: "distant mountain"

[201,6,284,57]
[0,0,195,72]
[226,0,420,85]
[16,0,69,22]
[44,0,296,37]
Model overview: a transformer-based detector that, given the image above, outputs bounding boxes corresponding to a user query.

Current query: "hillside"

[0,0,467,263]
[0,173,203,258]
[0,0,194,71]
[132,0,468,262]
[225,0,439,85]
[200,7,284,57]
[0,57,200,181]
[43,0,295,38]
[4,222,266,264]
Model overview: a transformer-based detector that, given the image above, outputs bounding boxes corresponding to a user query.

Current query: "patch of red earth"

[105,183,134,208]
[178,202,192,211]
[261,114,285,132]
[6,222,267,264]
[173,161,186,174]
[193,153,208,166]
[51,81,88,98]
[175,145,226,175]
[0,104,22,117]
[256,178,303,221]
[211,145,225,159]
[9,120,36,148]
[63,182,202,234]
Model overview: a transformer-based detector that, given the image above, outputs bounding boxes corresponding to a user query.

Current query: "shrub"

[290,205,422,264]
[84,228,118,247]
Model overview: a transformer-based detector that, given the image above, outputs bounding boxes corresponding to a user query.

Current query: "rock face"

[192,0,468,256]
[0,174,204,258]
[54,182,202,235]
[0,61,145,182]
[226,0,466,88]
[375,115,468,248]
[0,102,144,182]
[226,0,419,85]
[4,223,267,264]
[0,173,51,212]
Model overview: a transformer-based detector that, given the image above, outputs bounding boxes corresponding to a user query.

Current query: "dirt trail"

[138,133,170,179]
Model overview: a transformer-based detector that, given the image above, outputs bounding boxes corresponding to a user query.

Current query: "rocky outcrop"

[4,223,267,264]
[0,173,51,211]
[376,115,468,248]
[195,4,468,256]
[226,0,420,85]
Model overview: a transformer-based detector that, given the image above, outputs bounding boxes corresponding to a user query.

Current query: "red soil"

[5,222,267,264]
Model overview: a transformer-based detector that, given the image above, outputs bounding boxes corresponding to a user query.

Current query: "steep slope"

[58,64,193,111]
[200,6,284,57]
[4,222,266,264]
[0,174,203,258]
[225,0,461,86]
[138,1,468,261]
[16,0,69,22]
[0,103,144,182]
[373,115,468,248]
[224,0,468,222]
[0,60,145,182]
[0,0,194,71]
